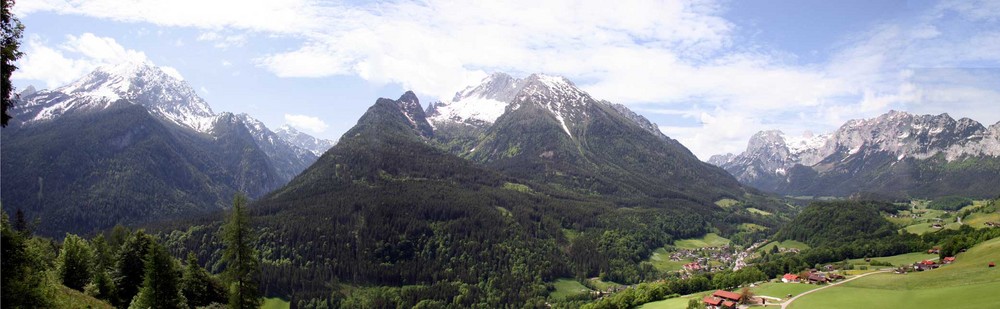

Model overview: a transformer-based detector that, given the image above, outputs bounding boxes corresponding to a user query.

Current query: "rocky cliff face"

[711,110,1000,198]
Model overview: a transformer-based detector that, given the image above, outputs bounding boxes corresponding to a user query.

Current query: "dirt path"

[779,269,890,309]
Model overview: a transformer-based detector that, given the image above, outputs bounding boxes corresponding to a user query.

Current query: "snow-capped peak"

[22,59,215,132]
[427,72,523,127]
[275,125,337,156]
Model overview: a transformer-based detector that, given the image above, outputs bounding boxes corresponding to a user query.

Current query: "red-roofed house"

[722,300,736,308]
[943,257,956,264]
[921,260,936,266]
[703,296,723,307]
[782,273,800,283]
[712,290,742,302]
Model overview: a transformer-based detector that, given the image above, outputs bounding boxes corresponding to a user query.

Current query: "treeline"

[1,195,262,309]
[928,196,974,211]
[577,266,767,309]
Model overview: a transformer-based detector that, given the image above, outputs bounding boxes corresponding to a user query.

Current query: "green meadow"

[789,236,1000,309]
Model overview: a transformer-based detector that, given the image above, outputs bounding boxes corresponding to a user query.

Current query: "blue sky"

[12,0,1000,159]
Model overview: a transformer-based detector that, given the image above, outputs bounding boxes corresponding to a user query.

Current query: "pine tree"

[222,193,262,308]
[182,252,228,307]
[130,241,186,309]
[57,233,95,291]
[115,230,154,307]
[0,212,51,307]
[2,0,26,127]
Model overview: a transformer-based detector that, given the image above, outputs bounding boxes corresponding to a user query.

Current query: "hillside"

[773,201,899,246]
[789,235,1000,309]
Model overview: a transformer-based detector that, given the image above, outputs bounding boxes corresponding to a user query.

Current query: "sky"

[11,0,1000,160]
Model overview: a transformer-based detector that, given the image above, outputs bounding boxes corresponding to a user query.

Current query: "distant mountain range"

[709,110,1000,198]
[1,60,334,235]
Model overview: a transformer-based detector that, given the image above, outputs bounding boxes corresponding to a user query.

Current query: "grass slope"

[790,236,1000,309]
[847,251,938,267]
[760,240,811,252]
[674,233,731,249]
[750,282,821,300]
[549,279,592,300]
[261,297,291,309]
[645,247,690,272]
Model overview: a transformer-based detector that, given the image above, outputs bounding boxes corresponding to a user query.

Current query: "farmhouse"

[807,273,829,284]
[683,262,703,271]
[703,290,740,308]
[943,257,956,264]
[782,273,800,283]
[927,248,939,254]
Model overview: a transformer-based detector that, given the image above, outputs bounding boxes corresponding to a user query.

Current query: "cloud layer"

[284,114,328,134]
[16,0,1000,159]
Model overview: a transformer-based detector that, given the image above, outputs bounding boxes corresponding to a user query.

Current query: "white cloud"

[284,114,328,134]
[15,33,148,88]
[196,31,247,48]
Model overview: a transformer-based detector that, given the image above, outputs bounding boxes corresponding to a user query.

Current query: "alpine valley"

[710,111,1000,199]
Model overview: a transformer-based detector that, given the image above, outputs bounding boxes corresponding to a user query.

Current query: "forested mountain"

[1,60,322,236]
[430,73,748,206]
[711,111,1000,198]
[156,88,789,306]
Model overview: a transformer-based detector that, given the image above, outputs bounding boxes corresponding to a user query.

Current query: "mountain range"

[1,60,334,235]
[710,110,1000,198]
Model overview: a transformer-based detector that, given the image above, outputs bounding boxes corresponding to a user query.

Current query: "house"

[921,260,936,266]
[703,296,723,307]
[683,262,702,271]
[927,248,939,254]
[703,291,740,309]
[807,273,828,284]
[989,262,995,268]
[712,290,742,302]
[782,273,800,283]
[828,274,845,280]
[931,223,943,229]
[943,257,956,264]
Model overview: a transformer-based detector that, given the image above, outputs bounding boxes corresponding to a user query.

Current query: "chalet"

[931,223,943,229]
[722,300,736,308]
[927,248,939,254]
[943,257,956,264]
[807,273,828,284]
[683,262,702,271]
[921,260,936,266]
[828,274,845,281]
[782,273,800,283]
[989,262,995,268]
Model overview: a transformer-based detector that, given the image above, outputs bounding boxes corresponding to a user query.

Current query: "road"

[779,269,891,309]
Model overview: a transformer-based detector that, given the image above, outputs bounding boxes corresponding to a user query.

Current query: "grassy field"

[739,223,769,232]
[261,297,290,309]
[747,207,773,216]
[760,240,811,252]
[586,278,624,291]
[549,279,591,300]
[646,247,690,272]
[750,282,821,300]
[53,284,113,309]
[847,251,938,267]
[674,233,731,249]
[636,290,717,309]
[716,198,740,208]
[789,236,1000,309]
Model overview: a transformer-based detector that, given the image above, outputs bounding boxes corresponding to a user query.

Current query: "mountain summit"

[711,110,1000,198]
[19,59,216,132]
